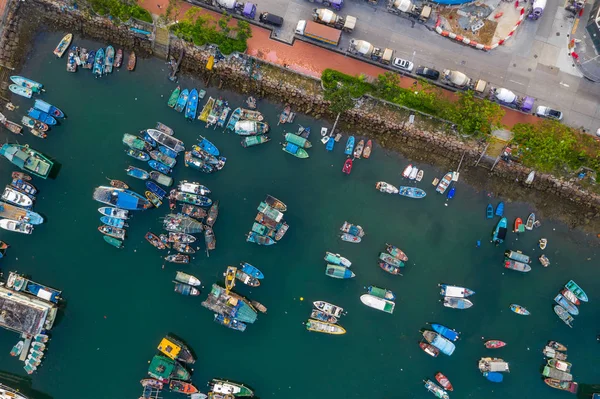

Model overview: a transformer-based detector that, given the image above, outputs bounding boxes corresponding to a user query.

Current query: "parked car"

[392,57,414,72]
[536,105,563,120]
[259,12,283,27]
[415,66,440,80]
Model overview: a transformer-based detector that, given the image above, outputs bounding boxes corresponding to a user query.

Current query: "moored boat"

[53,33,72,57]
[504,258,531,272]
[198,97,214,122]
[542,365,572,381]
[168,86,181,108]
[157,336,195,364]
[93,47,104,77]
[353,139,365,158]
[479,357,510,373]
[0,218,33,234]
[179,181,211,195]
[510,304,530,315]
[168,232,196,244]
[344,136,355,155]
[104,45,115,73]
[548,341,567,351]
[125,148,150,161]
[100,216,127,228]
[235,269,260,287]
[360,294,395,314]
[363,139,372,158]
[313,300,343,317]
[324,252,351,267]
[419,341,439,357]
[165,254,190,264]
[214,314,247,332]
[98,207,129,219]
[340,233,360,243]
[379,252,404,268]
[565,280,588,302]
[424,379,449,399]
[495,201,505,216]
[305,319,346,334]
[325,264,355,279]
[98,225,125,239]
[241,134,270,147]
[147,354,192,383]
[175,192,212,207]
[435,372,453,392]
[492,217,508,245]
[9,85,32,98]
[342,158,353,174]
[209,380,254,397]
[505,250,530,264]
[27,108,56,125]
[10,341,23,357]
[443,297,473,309]
[282,142,309,158]
[246,231,275,245]
[554,305,574,328]
[544,378,578,393]
[241,262,264,279]
[185,89,199,120]
[103,235,122,248]
[484,340,506,349]
[483,372,504,383]
[127,51,136,70]
[398,186,426,198]
[284,132,311,148]
[486,204,494,219]
[439,284,475,298]
[554,293,579,315]
[367,286,396,301]
[173,242,195,254]
[10,76,43,92]
[561,288,580,306]
[169,380,198,394]
[2,186,33,208]
[175,89,189,113]
[514,217,525,233]
[145,232,167,250]
[547,359,572,372]
[376,181,399,194]
[147,129,185,153]
[436,172,452,194]
[311,309,337,323]
[114,48,123,68]
[386,244,408,261]
[197,135,219,156]
[430,324,459,342]
[525,212,535,230]
[150,171,173,187]
[148,160,171,175]
[11,178,37,195]
[108,179,128,190]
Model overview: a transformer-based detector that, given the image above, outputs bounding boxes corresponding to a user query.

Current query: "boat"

[147,354,191,382]
[342,158,353,174]
[173,242,195,254]
[492,217,508,245]
[363,139,372,158]
[104,45,115,73]
[240,108,264,121]
[114,48,123,68]
[424,380,449,399]
[344,136,355,155]
[224,266,237,291]
[340,221,364,237]
[181,204,207,219]
[539,238,547,249]
[157,336,195,364]
[439,284,475,298]
[84,50,95,69]
[431,324,459,341]
[147,129,185,153]
[313,301,343,317]
[226,107,242,131]
[565,280,588,302]
[146,181,167,198]
[11,172,32,181]
[484,340,506,349]
[435,373,453,392]
[446,186,456,199]
[544,378,578,393]
[282,142,309,158]
[353,139,365,158]
[2,186,33,208]
[436,172,453,194]
[326,136,335,151]
[443,297,473,309]
[185,89,199,120]
[340,233,361,243]
[11,178,37,195]
[140,131,157,147]
[165,254,190,264]
[409,167,419,181]
[246,231,275,245]
[398,186,426,198]
[379,252,404,268]
[486,204,494,219]
[127,51,136,71]
[214,314,247,332]
[360,294,395,313]
[175,192,212,207]
[495,201,504,216]
[150,171,173,187]
[251,300,267,313]
[125,148,150,161]
[93,186,151,210]
[216,105,231,128]
[170,380,198,394]
[419,342,439,357]
[561,288,581,306]
[168,87,181,108]
[510,304,530,315]
[234,120,269,136]
[325,264,355,279]
[175,89,189,112]
[123,133,153,152]
[108,179,128,190]
[98,225,125,240]
[236,269,260,287]
[30,342,45,351]
[479,357,510,373]
[311,309,337,323]
[9,85,31,98]
[264,194,286,212]
[241,262,264,279]
[386,244,408,261]
[10,76,43,92]
[145,232,167,250]
[93,48,104,77]
[543,365,573,381]
[23,363,37,375]
[514,218,525,233]
[367,286,396,301]
[548,359,572,372]
[554,293,579,315]
[305,319,346,334]
[198,97,214,122]
[179,181,211,195]
[198,135,219,156]
[98,207,129,219]
[376,182,399,194]
[53,33,72,57]
[324,252,351,267]
[0,219,33,234]
[34,334,49,343]
[209,380,254,397]
[27,109,56,125]
[148,160,171,175]
[150,150,176,168]
[103,235,122,248]
[525,213,535,230]
[505,250,530,263]
[10,341,23,357]
[284,132,312,148]
[100,216,127,228]
[483,372,504,383]
[504,258,531,272]
[241,135,270,147]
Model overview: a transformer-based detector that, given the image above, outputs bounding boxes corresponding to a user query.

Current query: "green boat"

[241,135,271,148]
[565,280,588,302]
[168,86,181,108]
[0,144,53,179]
[209,379,254,397]
[282,142,309,159]
[147,355,191,382]
[284,132,312,148]
[103,235,122,248]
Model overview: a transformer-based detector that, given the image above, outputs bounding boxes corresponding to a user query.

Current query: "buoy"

[300,297,304,301]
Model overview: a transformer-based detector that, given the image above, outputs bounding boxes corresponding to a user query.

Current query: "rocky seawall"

[1,0,599,231]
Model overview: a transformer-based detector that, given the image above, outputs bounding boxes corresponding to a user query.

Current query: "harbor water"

[0,32,599,399]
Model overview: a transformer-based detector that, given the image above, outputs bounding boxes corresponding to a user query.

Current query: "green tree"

[323,84,356,136]
[442,91,504,136]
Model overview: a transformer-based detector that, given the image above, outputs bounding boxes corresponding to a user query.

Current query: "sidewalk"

[572,4,600,82]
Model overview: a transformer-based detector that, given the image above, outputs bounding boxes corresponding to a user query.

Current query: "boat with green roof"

[0,144,53,179]
[168,86,181,108]
[147,355,190,383]
[209,379,254,397]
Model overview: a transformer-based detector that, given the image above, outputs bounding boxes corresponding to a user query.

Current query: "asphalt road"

[259,0,600,133]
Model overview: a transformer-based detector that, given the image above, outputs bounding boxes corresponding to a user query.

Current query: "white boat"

[416,170,424,182]
[321,136,329,144]
[0,383,29,399]
[525,170,535,184]
[175,271,201,286]
[409,168,418,180]
[321,127,328,136]
[178,181,211,195]
[2,187,33,207]
[360,294,395,314]
[402,164,413,178]
[436,172,453,194]
[313,300,343,317]
[146,128,185,153]
[375,182,399,194]
[0,219,33,234]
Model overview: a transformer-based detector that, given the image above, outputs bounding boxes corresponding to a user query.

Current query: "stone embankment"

[1,0,599,228]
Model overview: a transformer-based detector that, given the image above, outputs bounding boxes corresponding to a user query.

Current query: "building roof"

[0,287,52,336]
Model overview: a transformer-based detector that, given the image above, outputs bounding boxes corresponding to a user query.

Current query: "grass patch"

[89,0,153,23]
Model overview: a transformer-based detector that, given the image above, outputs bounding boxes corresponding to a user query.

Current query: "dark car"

[415,67,440,81]
[259,12,283,27]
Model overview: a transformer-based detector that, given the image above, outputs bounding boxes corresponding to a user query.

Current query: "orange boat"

[514,218,524,233]
[419,342,439,357]
[127,51,136,71]
[169,380,198,394]
[435,372,454,391]
[484,340,507,349]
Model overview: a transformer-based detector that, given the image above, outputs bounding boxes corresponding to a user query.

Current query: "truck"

[305,0,344,11]
[214,0,257,19]
[442,69,471,89]
[313,8,357,32]
[528,0,546,19]
[386,0,432,22]
[348,40,393,65]
[489,87,535,112]
[295,20,342,46]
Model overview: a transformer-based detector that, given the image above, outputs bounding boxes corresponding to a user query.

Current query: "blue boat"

[495,201,504,216]
[159,146,178,159]
[447,187,456,199]
[146,181,167,199]
[126,166,150,180]
[326,137,335,151]
[431,323,459,342]
[125,148,150,161]
[24,282,61,304]
[10,76,43,92]
[325,264,355,279]
[100,216,126,228]
[398,186,426,198]
[214,314,247,332]
[246,231,276,246]
[241,262,264,279]
[492,217,508,245]
[104,45,114,73]
[34,99,64,119]
[85,50,95,69]
[27,109,56,125]
[174,89,189,113]
[483,372,503,383]
[423,330,455,356]
[184,152,215,173]
[185,89,199,120]
[93,186,150,210]
[344,136,355,155]
[93,48,104,77]
[140,131,157,148]
[148,160,172,174]
[486,204,494,219]
[198,135,219,156]
[554,293,579,315]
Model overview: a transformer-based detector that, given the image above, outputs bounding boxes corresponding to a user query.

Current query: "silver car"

[535,106,563,121]
[392,57,414,72]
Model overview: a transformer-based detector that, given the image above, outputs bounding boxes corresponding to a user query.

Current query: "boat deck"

[0,201,29,221]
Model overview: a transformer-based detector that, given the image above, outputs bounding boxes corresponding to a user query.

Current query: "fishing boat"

[114,48,123,68]
[353,139,365,158]
[181,204,207,220]
[483,372,504,383]
[342,158,353,174]
[27,109,56,125]
[10,76,43,92]
[21,117,48,133]
[123,133,153,152]
[84,49,95,69]
[165,254,190,264]
[140,131,157,148]
[11,178,37,195]
[147,160,171,175]
[325,136,335,151]
[168,87,181,108]
[53,33,72,57]
[127,51,136,71]
[156,336,196,365]
[282,142,309,158]
[279,105,291,125]
[484,340,506,349]
[216,105,231,128]
[240,108,264,121]
[147,172,171,188]
[514,218,525,233]
[179,181,210,195]
[360,294,395,313]
[376,182,399,194]
[235,120,270,136]
[385,244,408,262]
[10,341,23,357]
[100,216,127,228]
[284,132,312,148]
[555,293,578,315]
[326,264,355,279]
[436,172,452,194]
[544,378,578,393]
[492,217,508,245]
[548,359,572,372]
[145,232,167,249]
[424,380,449,399]
[93,186,151,210]
[175,192,212,207]
[479,357,510,373]
[198,97,214,122]
[525,213,535,230]
[341,233,361,243]
[150,150,176,168]
[398,186,426,198]
[565,280,588,302]
[246,231,275,246]
[251,300,267,314]
[175,89,189,112]
[198,135,219,156]
[210,380,254,397]
[561,288,580,305]
[214,314,247,332]
[435,373,453,392]
[542,365,573,381]
[379,252,404,268]
[446,186,456,199]
[504,258,531,272]
[439,284,475,298]
[539,238,547,249]
[340,221,364,237]
[125,148,149,162]
[236,264,263,281]
[310,309,337,323]
[505,250,530,264]
[30,341,46,352]
[547,340,567,351]
[93,48,104,77]
[103,235,122,248]
[98,224,125,239]
[35,99,64,119]
[486,204,494,219]
[146,181,167,198]
[104,45,115,73]
[367,286,395,301]
[324,252,351,267]
[443,297,473,309]
[510,304,530,315]
[11,172,31,181]
[495,202,505,216]
[67,46,78,72]
[362,139,372,158]
[147,354,191,383]
[173,242,195,254]
[185,89,199,120]
[241,135,270,147]
[9,84,32,98]
[236,269,260,287]
[419,342,439,357]
[305,319,346,334]
[226,107,242,131]
[98,207,129,219]
[313,300,343,317]
[431,324,459,341]
[264,194,286,212]
[543,346,568,360]
[170,380,198,394]
[344,136,355,155]
[147,129,185,153]
[2,186,33,208]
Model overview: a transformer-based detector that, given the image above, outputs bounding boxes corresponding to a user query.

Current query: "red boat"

[342,158,353,174]
[484,340,507,349]
[514,217,524,233]
[169,380,198,394]
[435,372,454,391]
[419,342,439,357]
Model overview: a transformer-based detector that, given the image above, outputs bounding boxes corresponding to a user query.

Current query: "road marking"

[559,82,570,87]
[508,80,525,85]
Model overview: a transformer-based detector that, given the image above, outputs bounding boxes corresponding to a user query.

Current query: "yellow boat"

[53,33,73,58]
[206,55,214,71]
[157,336,195,364]
[306,319,346,335]
[198,97,215,122]
[225,266,237,291]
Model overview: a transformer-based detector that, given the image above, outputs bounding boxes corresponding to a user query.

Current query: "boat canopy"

[431,335,456,355]
[157,337,181,360]
[443,286,468,297]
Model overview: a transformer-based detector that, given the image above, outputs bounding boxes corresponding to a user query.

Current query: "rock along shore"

[1,0,599,233]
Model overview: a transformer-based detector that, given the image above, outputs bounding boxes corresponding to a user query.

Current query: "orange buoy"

[494,12,503,18]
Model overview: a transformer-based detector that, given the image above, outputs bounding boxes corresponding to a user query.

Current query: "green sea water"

[0,32,599,399]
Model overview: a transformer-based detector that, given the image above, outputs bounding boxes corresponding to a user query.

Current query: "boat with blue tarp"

[198,135,219,156]
[175,89,189,112]
[431,324,459,341]
[226,108,242,131]
[126,166,150,180]
[484,372,503,382]
[423,330,455,356]
[344,136,355,155]
[398,186,426,198]
[100,216,127,228]
[492,217,508,245]
[185,89,199,120]
[146,181,167,199]
[27,109,56,125]
[240,263,264,279]
[495,201,504,216]
[159,146,178,159]
[282,142,309,158]
[326,137,335,151]
[93,48,104,77]
[93,186,150,210]
[148,160,171,175]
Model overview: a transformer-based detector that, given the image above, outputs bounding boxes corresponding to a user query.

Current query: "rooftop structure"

[0,286,57,336]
